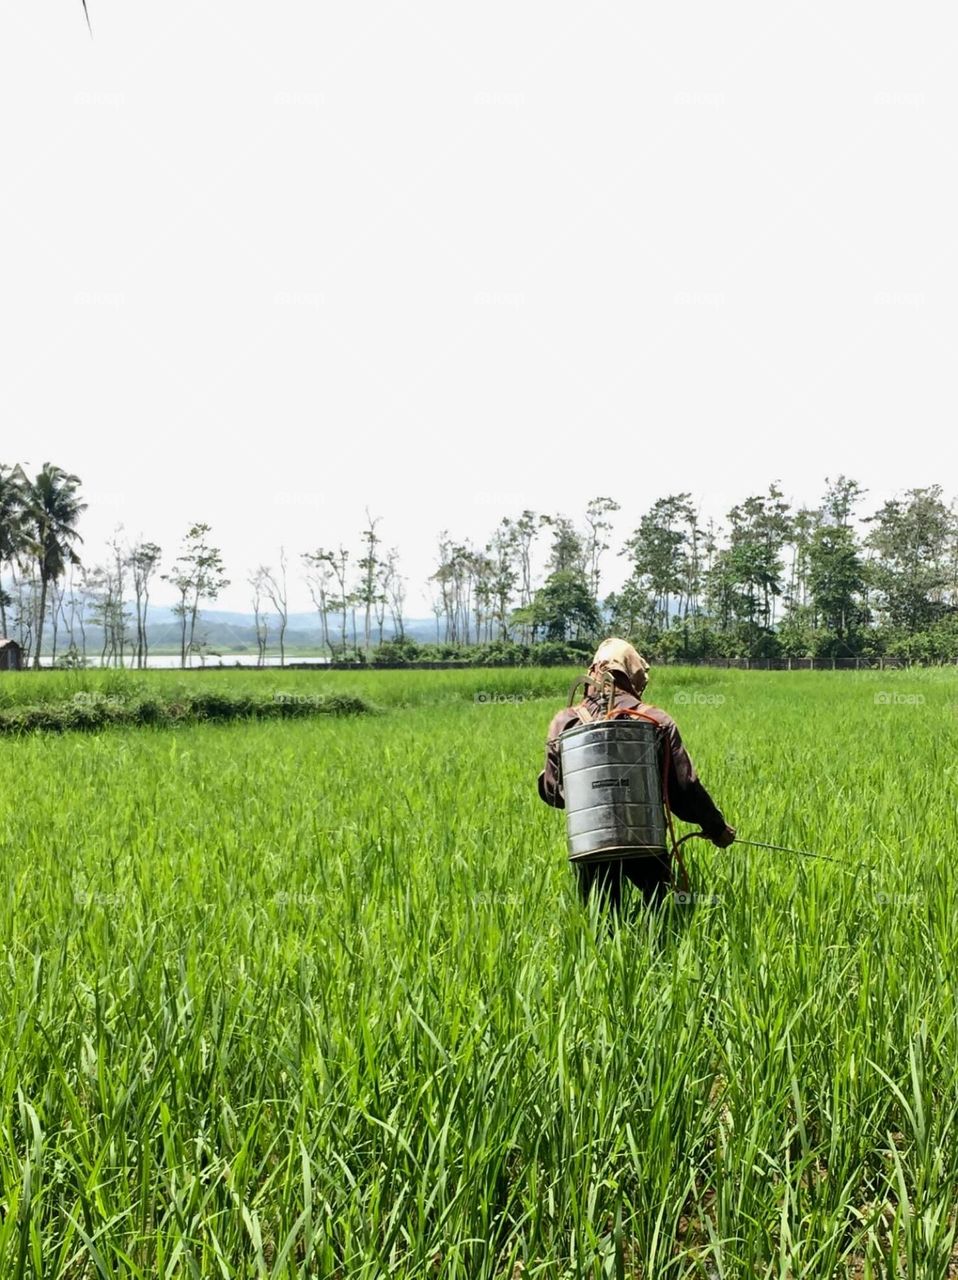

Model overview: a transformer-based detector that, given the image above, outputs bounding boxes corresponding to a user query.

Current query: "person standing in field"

[537,638,735,910]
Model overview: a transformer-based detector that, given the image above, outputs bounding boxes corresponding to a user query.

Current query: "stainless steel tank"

[558,717,667,862]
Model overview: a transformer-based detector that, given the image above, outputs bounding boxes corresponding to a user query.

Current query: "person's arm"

[537,709,576,808]
[661,719,735,845]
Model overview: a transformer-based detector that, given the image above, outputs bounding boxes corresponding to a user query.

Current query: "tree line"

[3,462,958,667]
[420,479,958,664]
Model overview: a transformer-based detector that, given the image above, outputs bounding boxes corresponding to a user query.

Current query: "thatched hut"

[0,638,24,671]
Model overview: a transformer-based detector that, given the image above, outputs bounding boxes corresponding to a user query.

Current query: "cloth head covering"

[588,637,650,697]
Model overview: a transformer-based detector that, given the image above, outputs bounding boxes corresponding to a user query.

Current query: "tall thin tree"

[23,464,86,669]
[0,464,27,639]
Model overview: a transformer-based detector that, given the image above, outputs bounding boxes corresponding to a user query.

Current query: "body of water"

[38,654,331,670]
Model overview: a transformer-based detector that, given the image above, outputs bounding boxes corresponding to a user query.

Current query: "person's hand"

[711,824,736,848]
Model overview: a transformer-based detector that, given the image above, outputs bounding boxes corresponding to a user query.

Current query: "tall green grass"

[0,668,956,1275]
[0,665,577,711]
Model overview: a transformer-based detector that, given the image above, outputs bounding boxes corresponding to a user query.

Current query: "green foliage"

[371,637,424,665]
[807,523,867,642]
[711,485,792,632]
[0,667,957,1272]
[52,645,90,669]
[529,570,602,643]
[864,487,955,634]
[162,522,230,668]
[622,493,697,629]
[0,686,372,733]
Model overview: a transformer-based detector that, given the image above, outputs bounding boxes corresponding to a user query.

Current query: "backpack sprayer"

[557,671,868,890]
[557,670,691,889]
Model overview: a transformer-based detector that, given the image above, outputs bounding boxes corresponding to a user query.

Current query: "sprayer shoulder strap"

[605,705,661,726]
[572,700,657,727]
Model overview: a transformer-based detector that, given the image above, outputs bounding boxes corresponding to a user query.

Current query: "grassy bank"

[0,689,372,733]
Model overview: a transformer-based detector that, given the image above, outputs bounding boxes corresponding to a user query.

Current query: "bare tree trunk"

[33,574,48,669]
[49,579,63,665]
[134,584,144,668]
[261,552,288,668]
[187,593,201,667]
[142,586,150,668]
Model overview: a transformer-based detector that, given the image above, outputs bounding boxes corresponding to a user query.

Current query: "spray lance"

[674,830,873,878]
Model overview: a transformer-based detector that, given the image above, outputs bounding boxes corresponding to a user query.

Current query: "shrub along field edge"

[0,688,374,734]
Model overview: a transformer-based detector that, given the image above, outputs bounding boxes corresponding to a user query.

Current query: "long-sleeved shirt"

[537,687,727,838]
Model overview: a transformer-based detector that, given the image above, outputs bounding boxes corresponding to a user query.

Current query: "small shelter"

[0,638,23,671]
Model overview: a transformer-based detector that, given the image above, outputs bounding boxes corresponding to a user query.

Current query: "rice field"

[1,665,957,1278]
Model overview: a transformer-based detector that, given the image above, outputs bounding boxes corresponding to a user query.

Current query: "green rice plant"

[0,668,956,1275]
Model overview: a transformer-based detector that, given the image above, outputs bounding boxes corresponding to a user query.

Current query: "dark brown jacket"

[537,687,727,838]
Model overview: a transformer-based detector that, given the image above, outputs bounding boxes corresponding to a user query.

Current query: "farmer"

[537,638,735,910]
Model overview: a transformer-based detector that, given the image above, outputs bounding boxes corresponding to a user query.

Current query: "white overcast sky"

[2,3,955,614]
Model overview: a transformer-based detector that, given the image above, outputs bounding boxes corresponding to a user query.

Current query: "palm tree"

[0,464,28,639]
[23,464,86,669]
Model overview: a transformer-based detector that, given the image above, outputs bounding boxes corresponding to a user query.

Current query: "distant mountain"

[145,606,322,629]
[66,607,438,653]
